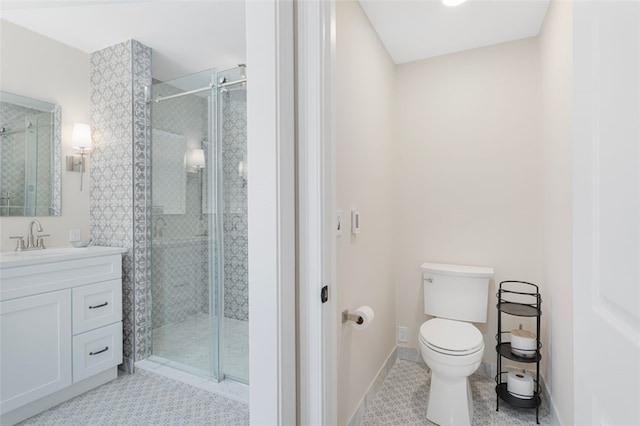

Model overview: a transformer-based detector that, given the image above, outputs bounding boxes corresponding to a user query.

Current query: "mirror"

[0,91,61,216]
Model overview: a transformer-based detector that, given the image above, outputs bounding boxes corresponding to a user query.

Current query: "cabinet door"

[0,290,72,414]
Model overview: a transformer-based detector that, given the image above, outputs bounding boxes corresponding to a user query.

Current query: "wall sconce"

[188,148,206,172]
[66,123,92,190]
[238,151,247,186]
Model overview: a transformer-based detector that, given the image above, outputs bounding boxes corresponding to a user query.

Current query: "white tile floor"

[17,357,551,426]
[152,313,249,382]
[17,369,249,426]
[360,359,552,426]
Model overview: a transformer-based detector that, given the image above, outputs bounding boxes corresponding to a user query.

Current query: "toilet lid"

[419,318,483,355]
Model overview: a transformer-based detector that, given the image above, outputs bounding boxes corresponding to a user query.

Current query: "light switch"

[351,209,360,235]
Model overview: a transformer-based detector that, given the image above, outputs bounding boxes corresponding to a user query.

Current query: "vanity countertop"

[0,246,127,270]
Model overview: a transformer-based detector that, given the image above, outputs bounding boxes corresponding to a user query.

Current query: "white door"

[573,1,640,424]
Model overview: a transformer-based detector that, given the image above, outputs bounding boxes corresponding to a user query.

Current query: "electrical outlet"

[398,326,408,343]
[69,229,81,242]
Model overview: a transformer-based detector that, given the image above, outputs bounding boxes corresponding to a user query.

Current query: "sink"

[1,246,126,271]
[4,247,88,257]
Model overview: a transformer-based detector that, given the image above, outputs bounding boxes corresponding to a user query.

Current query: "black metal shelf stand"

[495,281,542,424]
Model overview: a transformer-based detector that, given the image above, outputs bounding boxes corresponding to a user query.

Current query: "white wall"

[538,1,573,424]
[336,3,575,423]
[0,20,90,252]
[336,1,396,424]
[393,38,544,364]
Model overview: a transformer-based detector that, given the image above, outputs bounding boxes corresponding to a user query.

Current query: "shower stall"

[147,66,248,383]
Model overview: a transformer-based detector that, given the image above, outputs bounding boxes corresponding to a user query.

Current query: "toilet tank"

[421,262,494,323]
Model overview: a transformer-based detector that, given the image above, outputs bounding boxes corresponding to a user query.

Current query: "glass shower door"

[216,66,248,383]
[149,68,220,381]
[148,66,248,384]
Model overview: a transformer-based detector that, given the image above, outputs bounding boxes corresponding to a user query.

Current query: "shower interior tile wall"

[151,79,209,239]
[151,80,211,326]
[150,81,248,325]
[0,102,53,216]
[152,238,209,327]
[221,89,248,322]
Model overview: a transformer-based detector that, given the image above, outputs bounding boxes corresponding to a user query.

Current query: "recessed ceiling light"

[443,0,468,7]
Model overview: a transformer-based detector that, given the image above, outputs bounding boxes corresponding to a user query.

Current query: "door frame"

[296,0,338,425]
[246,1,296,424]
[247,0,338,423]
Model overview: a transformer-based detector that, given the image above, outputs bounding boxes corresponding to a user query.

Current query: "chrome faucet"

[9,220,50,251]
[27,220,43,248]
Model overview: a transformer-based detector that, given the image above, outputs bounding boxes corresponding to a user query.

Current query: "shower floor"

[152,313,249,382]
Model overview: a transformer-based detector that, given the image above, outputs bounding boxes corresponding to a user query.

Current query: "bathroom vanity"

[0,246,126,425]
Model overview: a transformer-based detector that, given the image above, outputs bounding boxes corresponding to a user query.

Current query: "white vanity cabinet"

[0,247,126,425]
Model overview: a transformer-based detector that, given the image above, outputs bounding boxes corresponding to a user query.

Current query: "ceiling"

[0,0,550,81]
[359,0,550,64]
[0,1,246,82]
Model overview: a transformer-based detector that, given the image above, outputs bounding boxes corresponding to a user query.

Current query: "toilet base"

[426,371,473,426]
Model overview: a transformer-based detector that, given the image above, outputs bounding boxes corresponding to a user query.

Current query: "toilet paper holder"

[342,310,364,325]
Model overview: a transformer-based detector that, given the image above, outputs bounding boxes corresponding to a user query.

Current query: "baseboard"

[396,346,424,364]
[346,346,398,426]
[540,372,562,426]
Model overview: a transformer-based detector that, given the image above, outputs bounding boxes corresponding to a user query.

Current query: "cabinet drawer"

[1,254,122,301]
[73,322,122,383]
[72,280,122,334]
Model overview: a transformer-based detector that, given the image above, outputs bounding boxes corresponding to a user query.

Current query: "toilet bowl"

[419,318,484,426]
[419,262,493,426]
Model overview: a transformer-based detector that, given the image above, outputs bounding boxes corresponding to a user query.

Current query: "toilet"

[419,262,494,426]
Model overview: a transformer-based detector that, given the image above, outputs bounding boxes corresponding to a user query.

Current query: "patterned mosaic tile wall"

[150,80,209,238]
[150,80,211,327]
[221,89,248,321]
[0,103,56,216]
[89,40,152,368]
[151,237,210,327]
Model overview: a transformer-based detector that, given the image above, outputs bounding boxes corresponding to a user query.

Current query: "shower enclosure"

[147,66,248,383]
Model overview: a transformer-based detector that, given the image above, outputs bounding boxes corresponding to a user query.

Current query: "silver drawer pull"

[89,346,109,356]
[88,302,108,309]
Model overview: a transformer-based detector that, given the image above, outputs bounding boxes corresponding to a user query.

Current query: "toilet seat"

[419,318,483,356]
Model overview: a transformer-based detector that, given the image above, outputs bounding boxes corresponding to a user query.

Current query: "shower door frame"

[209,77,223,383]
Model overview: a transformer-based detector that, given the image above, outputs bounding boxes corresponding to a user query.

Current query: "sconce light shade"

[72,123,92,150]
[190,149,206,169]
